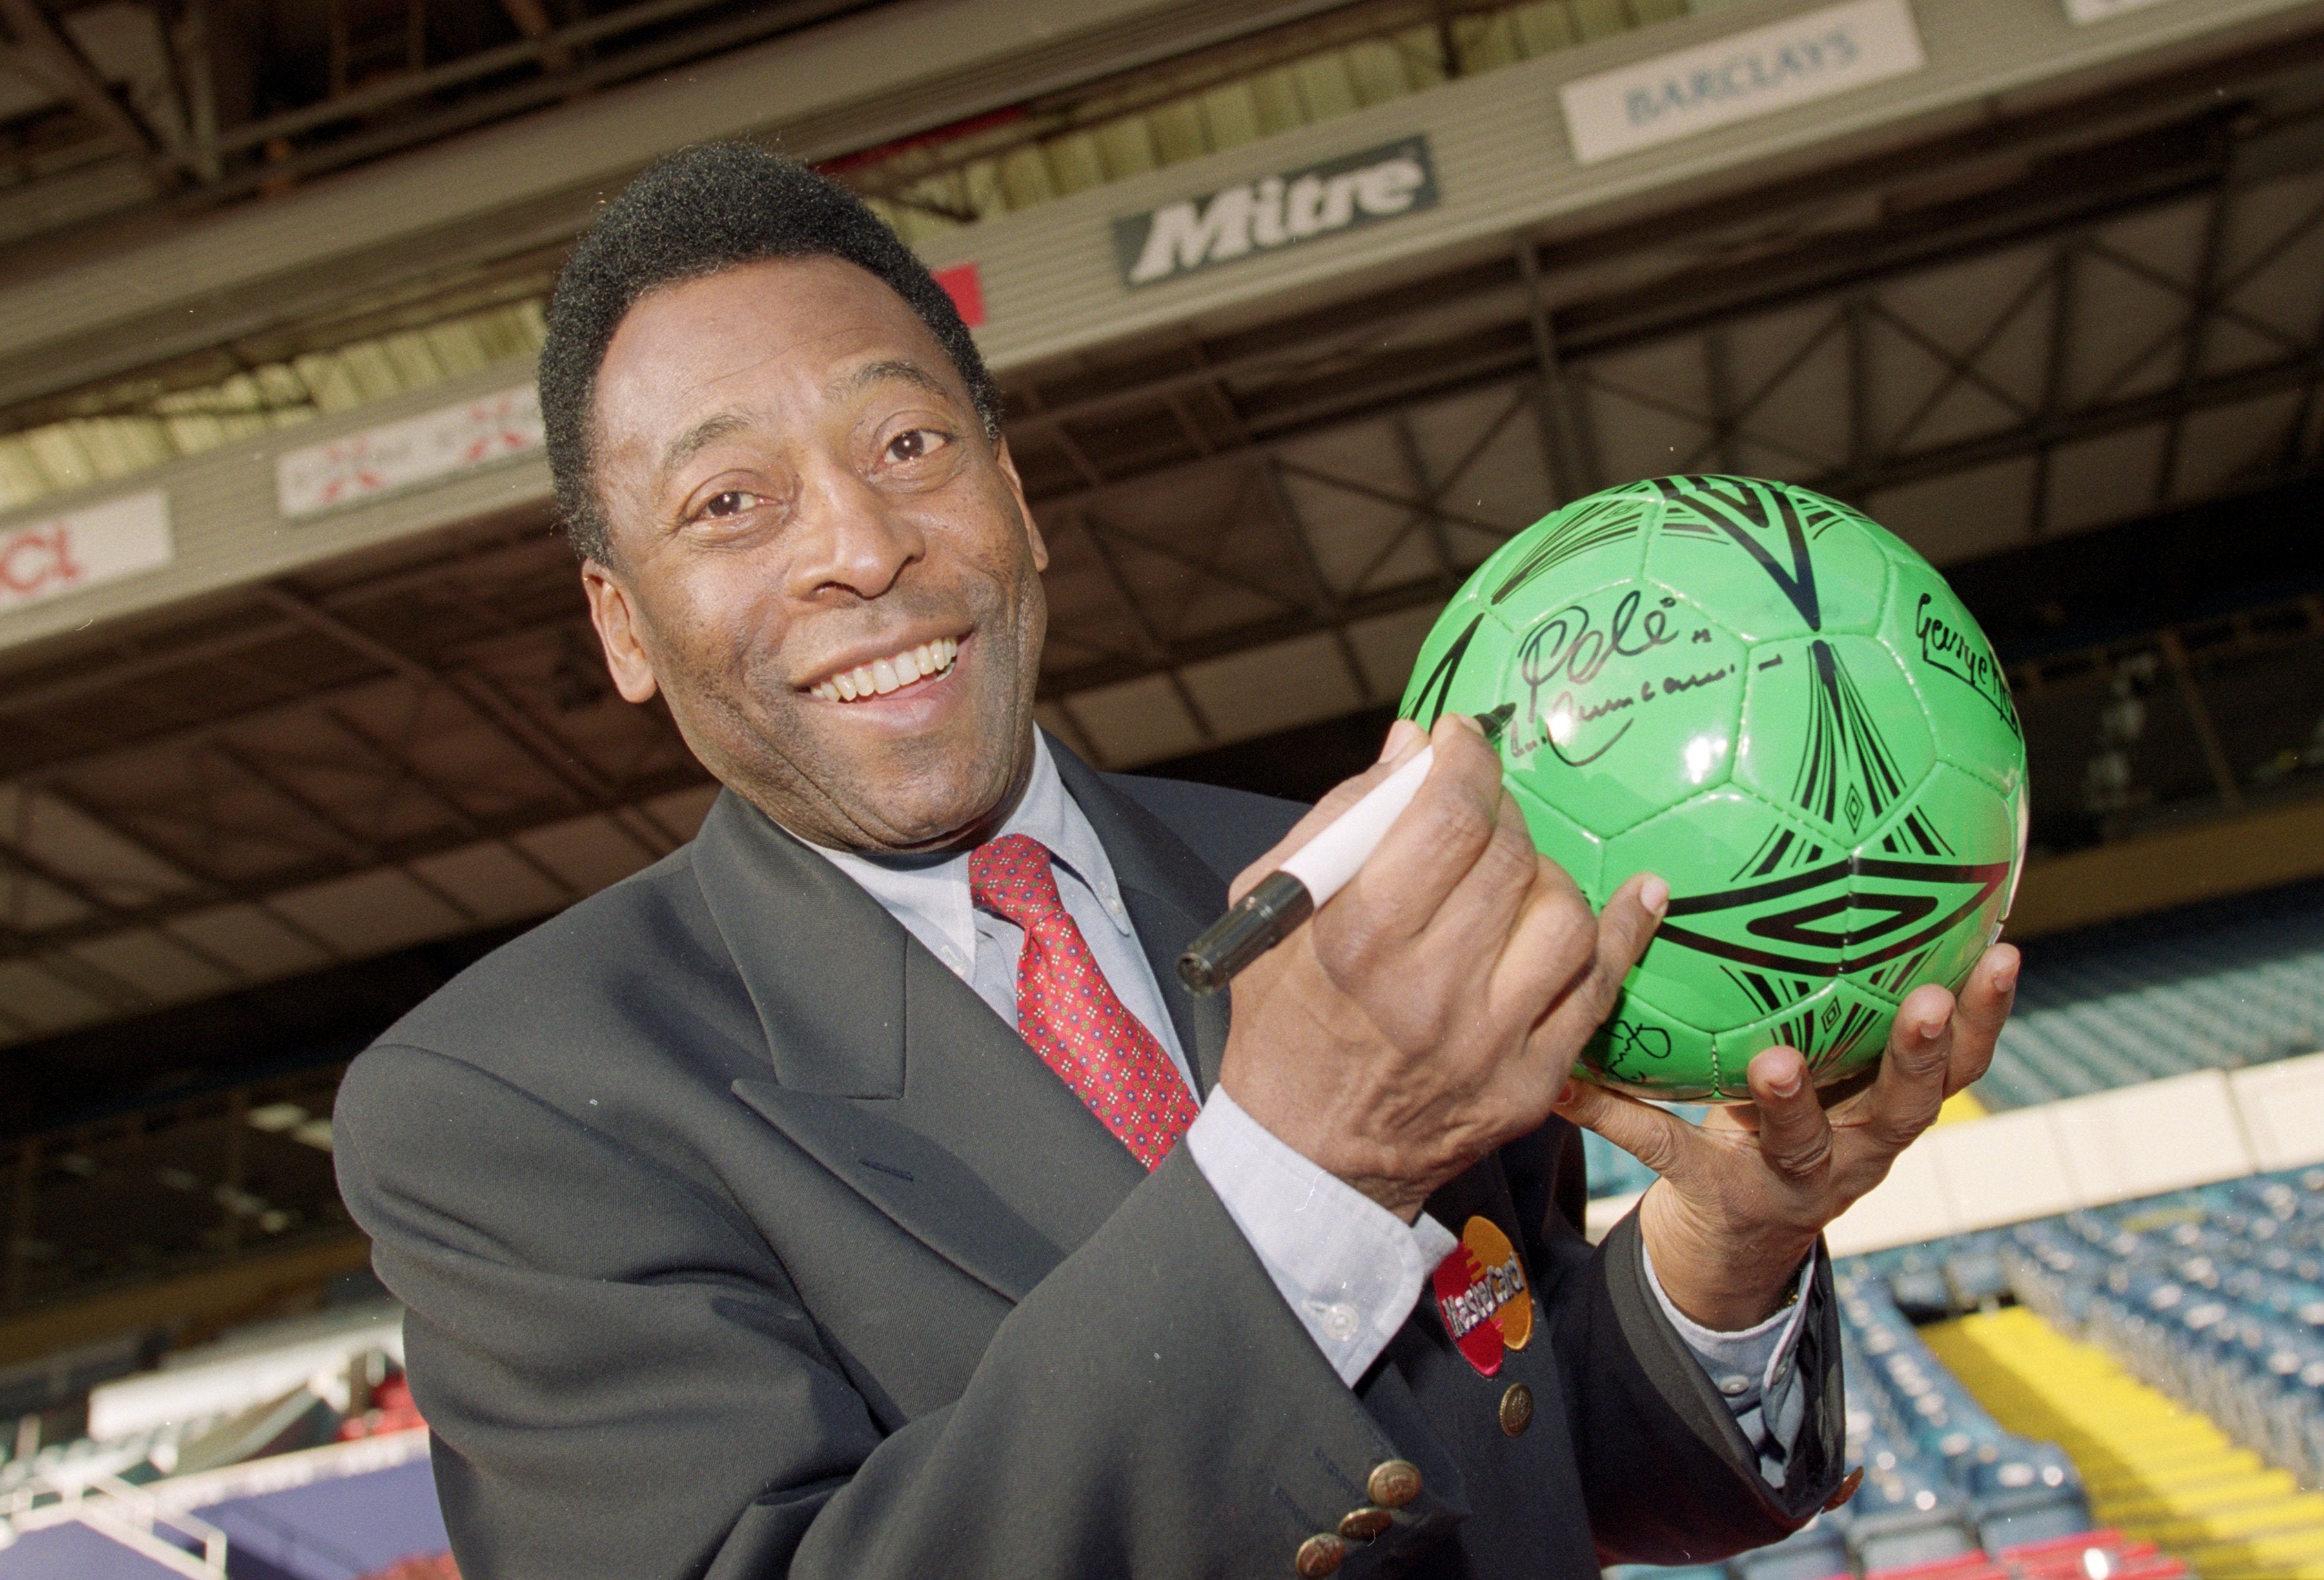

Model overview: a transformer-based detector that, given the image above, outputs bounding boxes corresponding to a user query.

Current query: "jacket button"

[1338,1506,1393,1541]
[1823,1466,1864,1511]
[1367,1459,1423,1508]
[1498,1382,1534,1437]
[1295,1533,1347,1576]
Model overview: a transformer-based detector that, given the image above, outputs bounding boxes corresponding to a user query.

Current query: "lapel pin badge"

[1431,1215,1534,1377]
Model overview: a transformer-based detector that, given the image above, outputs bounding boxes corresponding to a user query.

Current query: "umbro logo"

[1657,856,2010,978]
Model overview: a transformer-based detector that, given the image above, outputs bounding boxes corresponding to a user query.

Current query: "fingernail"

[1993,960,2018,995]
[1556,1080,1578,1106]
[1768,1067,1802,1097]
[1449,712,1484,736]
[1919,1018,1944,1042]
[1640,874,1669,916]
[1377,723,1405,763]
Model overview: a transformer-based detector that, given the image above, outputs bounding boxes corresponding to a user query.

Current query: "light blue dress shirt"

[810,736,1810,1470]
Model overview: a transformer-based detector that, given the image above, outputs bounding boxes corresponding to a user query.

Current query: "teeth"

[810,636,959,703]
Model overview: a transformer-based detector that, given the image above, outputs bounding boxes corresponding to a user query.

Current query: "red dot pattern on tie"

[968,833,1198,1171]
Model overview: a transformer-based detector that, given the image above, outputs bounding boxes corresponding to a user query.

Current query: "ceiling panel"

[1181,629,1364,742]
[2046,422,2172,536]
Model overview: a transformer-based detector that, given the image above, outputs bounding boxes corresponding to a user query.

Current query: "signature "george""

[1914,592,2020,737]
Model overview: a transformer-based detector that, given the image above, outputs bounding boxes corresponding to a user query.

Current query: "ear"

[580,561,662,704]
[993,436,1047,573]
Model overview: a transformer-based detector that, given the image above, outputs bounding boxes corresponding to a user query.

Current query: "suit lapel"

[691,788,908,1098]
[692,787,1144,1300]
[1047,739,1236,1098]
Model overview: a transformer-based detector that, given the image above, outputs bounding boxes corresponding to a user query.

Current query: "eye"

[885,428,948,464]
[700,490,759,518]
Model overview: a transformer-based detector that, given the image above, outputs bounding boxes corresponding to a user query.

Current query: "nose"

[787,460,924,602]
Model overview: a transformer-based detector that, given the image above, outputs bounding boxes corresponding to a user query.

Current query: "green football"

[1397,476,2028,1102]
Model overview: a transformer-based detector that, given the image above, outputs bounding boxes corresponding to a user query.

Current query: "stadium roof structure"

[0,0,2323,1317]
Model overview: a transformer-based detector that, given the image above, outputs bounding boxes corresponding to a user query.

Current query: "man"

[335,143,2017,1580]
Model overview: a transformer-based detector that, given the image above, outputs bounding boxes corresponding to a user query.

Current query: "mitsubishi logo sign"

[1114,136,1439,288]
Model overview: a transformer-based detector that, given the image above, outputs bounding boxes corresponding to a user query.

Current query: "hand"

[1218,714,1667,1222]
[1554,945,2020,1329]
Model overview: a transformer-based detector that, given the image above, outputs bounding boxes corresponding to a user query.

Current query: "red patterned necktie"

[968,833,1198,1170]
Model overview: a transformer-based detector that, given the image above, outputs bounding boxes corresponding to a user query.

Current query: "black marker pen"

[1177,703,1516,994]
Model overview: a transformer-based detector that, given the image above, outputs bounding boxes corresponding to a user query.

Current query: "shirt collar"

[809,734,1135,969]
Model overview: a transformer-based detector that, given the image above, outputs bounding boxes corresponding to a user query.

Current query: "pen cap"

[1176,870,1315,995]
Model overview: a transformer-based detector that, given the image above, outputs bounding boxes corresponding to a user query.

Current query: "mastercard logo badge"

[1430,1215,1534,1377]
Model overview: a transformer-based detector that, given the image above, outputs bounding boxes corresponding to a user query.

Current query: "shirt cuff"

[1641,1234,1819,1483]
[1185,1089,1458,1387]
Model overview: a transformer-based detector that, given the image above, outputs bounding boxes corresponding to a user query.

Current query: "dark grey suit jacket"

[334,739,1842,1579]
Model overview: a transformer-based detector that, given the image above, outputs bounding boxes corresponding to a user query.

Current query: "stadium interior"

[2,0,2324,1574]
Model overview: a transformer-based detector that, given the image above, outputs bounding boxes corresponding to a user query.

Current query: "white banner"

[1560,0,1926,165]
[2062,0,2174,22]
[0,489,172,613]
[277,383,543,518]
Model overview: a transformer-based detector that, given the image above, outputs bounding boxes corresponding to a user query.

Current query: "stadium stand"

[1930,1307,2324,1579]
[1604,1265,2164,1580]
[2001,1174,2324,1499]
[1788,1166,2324,1578]
[0,1298,443,1579]
[1607,1160,2324,1580]
[1979,885,2324,1113]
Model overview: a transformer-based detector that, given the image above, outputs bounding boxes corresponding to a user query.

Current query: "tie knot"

[969,833,1068,928]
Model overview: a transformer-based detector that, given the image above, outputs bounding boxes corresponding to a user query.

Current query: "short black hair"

[538,140,1001,564]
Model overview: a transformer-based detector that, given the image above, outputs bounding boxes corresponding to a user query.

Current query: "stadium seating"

[1828,1166,2324,1575]
[1926,1306,2324,1578]
[1978,894,2324,1111]
[1610,1264,2123,1580]
[1999,1169,2324,1500]
[0,1302,446,1579]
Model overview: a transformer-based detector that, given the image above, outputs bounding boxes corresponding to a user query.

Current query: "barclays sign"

[1560,0,1924,165]
[1114,138,1438,288]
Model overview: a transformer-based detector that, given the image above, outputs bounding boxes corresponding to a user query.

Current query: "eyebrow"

[652,360,959,487]
[828,358,956,406]
[655,411,751,487]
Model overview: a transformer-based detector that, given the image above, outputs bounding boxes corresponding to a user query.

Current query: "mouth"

[807,635,962,704]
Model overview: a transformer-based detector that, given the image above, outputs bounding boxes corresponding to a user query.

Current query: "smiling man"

[334,143,2017,1580]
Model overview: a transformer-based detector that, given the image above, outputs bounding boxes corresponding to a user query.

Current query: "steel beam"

[1068,510,1214,740]
[1392,412,1462,591]
[0,0,166,175]
[256,584,613,805]
[0,757,697,967]
[1258,459,1372,703]
[2159,627,2247,811]
[2158,180,2238,504]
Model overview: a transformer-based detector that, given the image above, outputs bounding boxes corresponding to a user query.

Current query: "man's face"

[580,256,1048,852]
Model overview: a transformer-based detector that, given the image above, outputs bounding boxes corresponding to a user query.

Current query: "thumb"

[1554,1078,1697,1186]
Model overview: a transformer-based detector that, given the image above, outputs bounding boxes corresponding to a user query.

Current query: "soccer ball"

[1398,475,2028,1102]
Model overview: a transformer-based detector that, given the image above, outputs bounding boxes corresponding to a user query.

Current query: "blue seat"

[1975,887,2324,1109]
[1981,1166,2324,1487]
